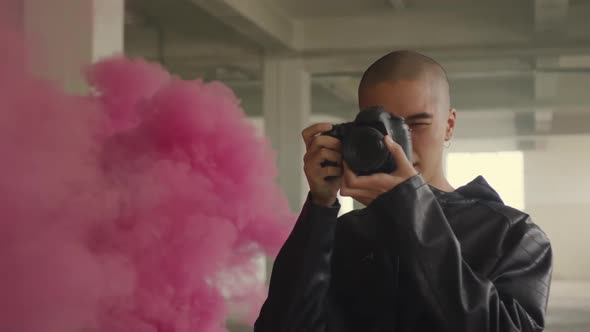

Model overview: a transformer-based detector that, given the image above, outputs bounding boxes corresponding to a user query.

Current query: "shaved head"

[358,50,451,111]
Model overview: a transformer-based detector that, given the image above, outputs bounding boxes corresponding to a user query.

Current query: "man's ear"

[446,108,457,141]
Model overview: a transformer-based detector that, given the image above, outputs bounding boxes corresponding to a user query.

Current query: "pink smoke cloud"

[0,11,294,332]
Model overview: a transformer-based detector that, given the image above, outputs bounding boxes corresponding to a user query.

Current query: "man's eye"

[410,123,430,127]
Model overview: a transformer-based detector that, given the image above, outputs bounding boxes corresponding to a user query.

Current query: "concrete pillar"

[263,57,311,212]
[23,0,124,94]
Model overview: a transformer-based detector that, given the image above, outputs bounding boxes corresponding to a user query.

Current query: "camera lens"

[343,126,391,175]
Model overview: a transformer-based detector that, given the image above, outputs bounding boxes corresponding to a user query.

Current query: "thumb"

[385,135,412,169]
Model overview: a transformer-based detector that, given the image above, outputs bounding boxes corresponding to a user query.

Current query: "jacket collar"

[430,176,504,204]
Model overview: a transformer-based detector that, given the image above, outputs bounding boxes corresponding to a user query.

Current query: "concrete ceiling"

[275,0,528,18]
[124,0,590,143]
[274,0,397,18]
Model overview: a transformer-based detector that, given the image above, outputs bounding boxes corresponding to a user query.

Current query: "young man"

[254,51,552,332]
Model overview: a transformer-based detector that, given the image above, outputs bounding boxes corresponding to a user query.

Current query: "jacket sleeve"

[254,193,341,332]
[371,175,553,332]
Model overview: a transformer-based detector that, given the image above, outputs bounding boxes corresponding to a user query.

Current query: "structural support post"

[263,57,311,213]
[23,0,124,94]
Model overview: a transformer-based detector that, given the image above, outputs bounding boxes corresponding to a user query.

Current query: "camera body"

[322,106,412,176]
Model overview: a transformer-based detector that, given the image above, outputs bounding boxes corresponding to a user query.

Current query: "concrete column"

[263,57,311,212]
[23,0,124,94]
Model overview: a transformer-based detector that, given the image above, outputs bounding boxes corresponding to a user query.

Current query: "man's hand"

[340,135,418,206]
[302,123,343,207]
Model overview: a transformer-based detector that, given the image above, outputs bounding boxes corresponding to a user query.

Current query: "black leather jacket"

[254,175,553,332]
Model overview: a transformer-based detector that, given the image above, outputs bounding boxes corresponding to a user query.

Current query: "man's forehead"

[359,81,433,112]
[360,80,431,100]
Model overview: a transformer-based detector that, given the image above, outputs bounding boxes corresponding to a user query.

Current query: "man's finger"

[360,173,395,189]
[342,162,358,187]
[344,162,395,189]
[305,140,342,166]
[316,148,342,166]
[340,181,377,199]
[321,166,342,178]
[309,135,342,152]
[302,123,333,148]
[384,135,413,171]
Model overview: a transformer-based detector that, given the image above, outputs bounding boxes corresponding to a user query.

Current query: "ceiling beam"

[314,77,358,104]
[457,71,590,113]
[300,38,590,60]
[535,0,569,34]
[388,0,406,10]
[301,7,532,52]
[135,41,590,76]
[457,98,590,113]
[454,111,590,141]
[311,57,534,78]
[302,41,590,74]
[190,0,301,51]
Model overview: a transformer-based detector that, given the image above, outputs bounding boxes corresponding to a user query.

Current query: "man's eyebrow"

[405,113,433,121]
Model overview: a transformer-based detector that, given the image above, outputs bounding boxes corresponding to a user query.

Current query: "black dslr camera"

[322,106,412,176]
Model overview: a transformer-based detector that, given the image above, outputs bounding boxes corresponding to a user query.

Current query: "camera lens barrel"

[343,126,395,175]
